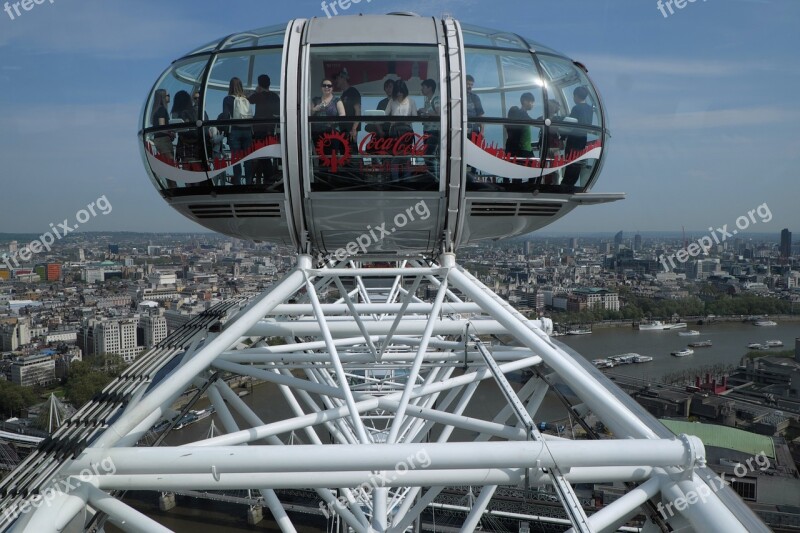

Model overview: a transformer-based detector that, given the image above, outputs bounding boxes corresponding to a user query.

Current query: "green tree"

[63,361,114,407]
[0,381,39,418]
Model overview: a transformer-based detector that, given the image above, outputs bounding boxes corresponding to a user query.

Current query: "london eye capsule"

[138,13,622,259]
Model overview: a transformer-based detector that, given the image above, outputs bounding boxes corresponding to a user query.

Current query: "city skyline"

[1,0,799,234]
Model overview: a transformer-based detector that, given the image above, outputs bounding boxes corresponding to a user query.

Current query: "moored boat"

[639,321,687,331]
[754,320,777,327]
[567,328,592,335]
[688,340,712,348]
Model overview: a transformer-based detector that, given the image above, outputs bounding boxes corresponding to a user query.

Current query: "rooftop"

[660,419,775,459]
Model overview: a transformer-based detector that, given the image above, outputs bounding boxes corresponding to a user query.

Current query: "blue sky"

[0,0,797,238]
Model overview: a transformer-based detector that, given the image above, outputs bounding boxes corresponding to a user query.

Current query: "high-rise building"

[614,231,623,247]
[0,318,31,352]
[634,233,642,251]
[569,237,578,250]
[46,263,62,281]
[84,319,141,363]
[526,241,534,256]
[11,354,56,387]
[780,229,792,259]
[139,315,168,348]
[8,241,18,254]
[691,259,721,280]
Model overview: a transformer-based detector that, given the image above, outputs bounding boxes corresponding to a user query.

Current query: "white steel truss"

[0,255,769,532]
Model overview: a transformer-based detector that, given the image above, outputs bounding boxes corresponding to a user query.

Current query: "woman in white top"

[384,80,417,137]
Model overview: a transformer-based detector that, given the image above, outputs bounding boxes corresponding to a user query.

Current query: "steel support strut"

[1,256,766,533]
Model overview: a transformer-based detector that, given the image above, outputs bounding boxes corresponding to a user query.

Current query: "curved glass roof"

[460,23,566,56]
[185,20,569,59]
[185,23,288,56]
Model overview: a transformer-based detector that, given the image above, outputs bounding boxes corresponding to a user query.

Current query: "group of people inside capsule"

[310,69,441,172]
[150,74,280,186]
[502,85,593,187]
[150,68,592,188]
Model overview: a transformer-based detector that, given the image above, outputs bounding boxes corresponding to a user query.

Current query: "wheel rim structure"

[0,255,768,532]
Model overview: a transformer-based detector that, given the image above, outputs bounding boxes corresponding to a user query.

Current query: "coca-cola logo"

[359,132,430,156]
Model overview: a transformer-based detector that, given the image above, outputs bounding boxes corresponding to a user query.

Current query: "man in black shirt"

[466,74,485,139]
[248,74,281,183]
[563,86,594,187]
[249,74,280,137]
[336,69,362,154]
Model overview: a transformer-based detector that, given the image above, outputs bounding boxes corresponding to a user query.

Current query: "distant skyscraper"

[780,229,792,259]
[108,244,119,254]
[139,315,167,349]
[634,233,642,251]
[614,231,623,247]
[90,319,140,363]
[570,237,578,249]
[77,248,85,262]
[46,263,62,281]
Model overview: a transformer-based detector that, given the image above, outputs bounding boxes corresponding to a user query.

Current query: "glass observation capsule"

[139,13,616,259]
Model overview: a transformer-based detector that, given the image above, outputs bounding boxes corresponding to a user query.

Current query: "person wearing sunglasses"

[311,79,345,144]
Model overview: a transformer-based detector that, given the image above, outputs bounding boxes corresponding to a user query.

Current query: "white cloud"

[0,3,219,60]
[615,107,800,132]
[577,54,778,77]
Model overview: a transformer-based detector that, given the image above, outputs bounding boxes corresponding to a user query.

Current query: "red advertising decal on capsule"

[315,131,351,173]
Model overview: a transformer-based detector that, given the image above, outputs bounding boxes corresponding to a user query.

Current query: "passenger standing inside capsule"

[563,86,593,187]
[311,79,345,133]
[335,69,361,154]
[385,80,418,132]
[171,90,202,170]
[419,79,440,174]
[311,79,346,160]
[366,79,395,137]
[465,74,485,139]
[505,92,536,159]
[377,79,395,112]
[248,74,281,184]
[151,89,174,163]
[224,77,254,185]
[193,90,209,121]
[385,80,418,179]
